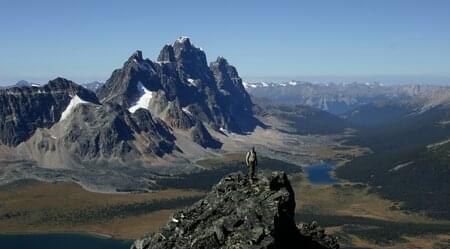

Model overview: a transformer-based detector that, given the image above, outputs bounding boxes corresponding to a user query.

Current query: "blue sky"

[1,0,450,85]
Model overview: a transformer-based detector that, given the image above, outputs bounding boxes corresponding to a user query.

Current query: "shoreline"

[0,231,128,241]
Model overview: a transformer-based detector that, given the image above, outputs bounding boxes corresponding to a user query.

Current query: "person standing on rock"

[245,147,258,183]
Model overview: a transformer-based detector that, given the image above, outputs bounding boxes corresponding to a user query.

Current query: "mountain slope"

[18,103,178,168]
[337,102,450,219]
[253,97,352,135]
[0,78,99,146]
[341,100,418,127]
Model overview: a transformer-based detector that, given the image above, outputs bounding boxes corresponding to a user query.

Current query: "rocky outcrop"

[0,78,99,146]
[131,171,338,249]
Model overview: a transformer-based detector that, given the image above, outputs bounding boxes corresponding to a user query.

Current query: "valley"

[0,37,449,249]
[1,159,449,249]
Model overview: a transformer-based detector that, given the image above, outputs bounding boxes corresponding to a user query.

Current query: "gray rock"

[0,77,99,146]
[98,37,258,139]
[131,171,338,249]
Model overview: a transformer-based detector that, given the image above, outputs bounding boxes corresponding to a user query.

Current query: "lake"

[0,234,132,249]
[303,163,338,185]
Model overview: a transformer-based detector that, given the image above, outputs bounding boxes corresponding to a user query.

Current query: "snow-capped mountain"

[0,37,257,170]
[82,81,104,91]
[98,37,257,136]
[245,81,450,115]
[0,78,99,146]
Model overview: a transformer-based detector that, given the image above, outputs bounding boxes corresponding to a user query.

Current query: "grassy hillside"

[337,104,450,219]
[253,99,353,135]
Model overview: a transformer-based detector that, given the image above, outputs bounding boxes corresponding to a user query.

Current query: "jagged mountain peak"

[47,77,75,87]
[129,50,144,62]
[157,45,176,63]
[46,77,99,103]
[99,37,258,135]
[173,36,191,46]
[213,56,228,65]
[158,37,206,65]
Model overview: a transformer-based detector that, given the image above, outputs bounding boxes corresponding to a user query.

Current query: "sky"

[1,0,450,85]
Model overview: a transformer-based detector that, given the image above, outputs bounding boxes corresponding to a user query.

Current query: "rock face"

[0,78,99,146]
[18,103,177,167]
[131,171,338,249]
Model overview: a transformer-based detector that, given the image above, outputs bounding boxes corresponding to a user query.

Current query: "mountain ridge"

[132,171,338,249]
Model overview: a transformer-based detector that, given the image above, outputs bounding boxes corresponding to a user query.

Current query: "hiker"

[245,147,258,183]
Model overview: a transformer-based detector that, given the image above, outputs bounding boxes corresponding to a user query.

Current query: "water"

[303,163,338,185]
[0,233,131,249]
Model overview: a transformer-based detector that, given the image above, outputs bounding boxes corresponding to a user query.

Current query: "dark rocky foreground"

[131,171,338,249]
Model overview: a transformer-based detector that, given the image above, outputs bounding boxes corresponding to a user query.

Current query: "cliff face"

[132,171,338,249]
[0,78,99,146]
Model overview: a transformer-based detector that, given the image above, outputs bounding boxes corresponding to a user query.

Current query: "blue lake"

[0,234,132,249]
[303,163,338,185]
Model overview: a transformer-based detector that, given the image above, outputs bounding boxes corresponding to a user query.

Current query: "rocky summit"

[131,171,338,249]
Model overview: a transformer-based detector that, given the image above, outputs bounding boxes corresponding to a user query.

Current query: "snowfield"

[60,95,90,121]
[129,82,155,113]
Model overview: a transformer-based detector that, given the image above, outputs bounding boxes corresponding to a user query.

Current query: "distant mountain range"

[245,81,450,116]
[82,81,104,91]
[0,80,41,89]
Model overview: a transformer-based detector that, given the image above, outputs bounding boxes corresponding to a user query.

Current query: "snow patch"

[176,36,189,43]
[187,78,197,86]
[182,107,192,116]
[128,82,155,113]
[243,82,257,88]
[427,139,450,149]
[219,127,233,135]
[389,162,414,172]
[288,81,298,86]
[60,95,90,121]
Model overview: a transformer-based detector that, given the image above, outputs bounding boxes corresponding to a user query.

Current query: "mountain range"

[0,37,259,177]
[245,81,450,117]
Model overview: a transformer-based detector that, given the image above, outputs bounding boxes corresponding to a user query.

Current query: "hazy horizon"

[3,73,450,87]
